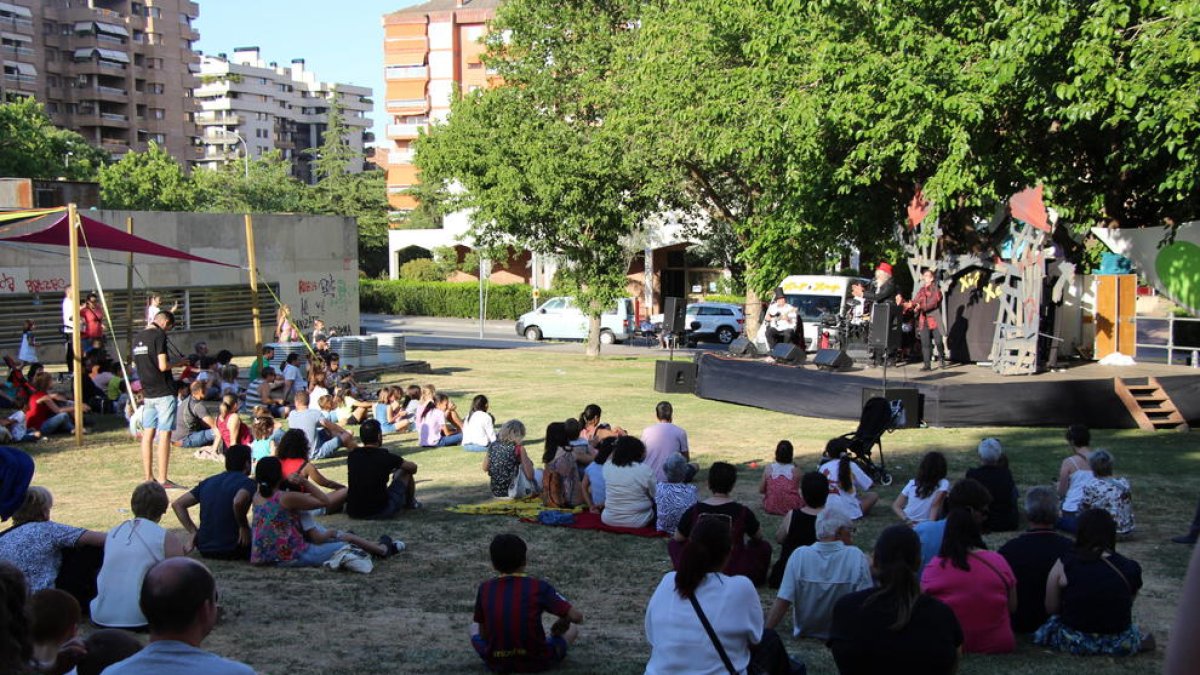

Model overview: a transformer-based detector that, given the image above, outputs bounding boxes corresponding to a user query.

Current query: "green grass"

[28,347,1198,674]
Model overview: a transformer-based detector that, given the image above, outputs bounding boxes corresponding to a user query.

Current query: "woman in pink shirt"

[921,506,1017,653]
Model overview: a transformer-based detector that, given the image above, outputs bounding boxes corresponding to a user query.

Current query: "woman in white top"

[892,451,950,525]
[819,443,879,519]
[1057,424,1093,528]
[91,481,186,628]
[462,395,497,452]
[600,436,656,528]
[144,293,178,327]
[645,516,764,675]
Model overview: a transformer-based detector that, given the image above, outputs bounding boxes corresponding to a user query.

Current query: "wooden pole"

[244,214,262,356]
[125,216,134,350]
[67,204,84,447]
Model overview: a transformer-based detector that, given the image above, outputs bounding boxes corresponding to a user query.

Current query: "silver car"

[684,302,745,344]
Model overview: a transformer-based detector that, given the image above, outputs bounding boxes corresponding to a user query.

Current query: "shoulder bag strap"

[688,592,739,675]
[969,551,1011,593]
[1101,554,1134,594]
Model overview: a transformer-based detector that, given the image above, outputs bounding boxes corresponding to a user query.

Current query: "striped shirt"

[473,575,571,671]
[244,379,265,409]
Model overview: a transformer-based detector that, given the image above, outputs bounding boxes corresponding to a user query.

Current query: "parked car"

[684,302,745,344]
[516,297,635,344]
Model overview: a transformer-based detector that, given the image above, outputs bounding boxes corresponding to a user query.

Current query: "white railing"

[386,98,427,110]
[387,123,426,137]
[389,149,415,164]
[386,65,428,79]
[96,85,126,95]
[100,112,127,121]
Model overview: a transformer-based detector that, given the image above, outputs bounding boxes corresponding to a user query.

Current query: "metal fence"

[1135,315,1200,367]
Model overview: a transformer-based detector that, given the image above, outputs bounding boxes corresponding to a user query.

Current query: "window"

[146,7,161,18]
[45,102,59,114]
[132,30,144,43]
[131,3,144,15]
[47,75,60,87]
[148,82,164,95]
[151,108,165,119]
[43,21,56,35]
[45,48,57,62]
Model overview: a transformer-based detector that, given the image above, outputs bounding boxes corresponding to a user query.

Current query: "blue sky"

[195,0,423,145]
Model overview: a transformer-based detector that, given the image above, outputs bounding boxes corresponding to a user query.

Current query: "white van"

[516,297,635,344]
[754,275,869,352]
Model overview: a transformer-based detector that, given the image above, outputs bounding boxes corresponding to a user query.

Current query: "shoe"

[408,499,422,510]
[381,535,406,556]
[158,480,188,490]
[920,365,932,372]
[940,357,948,369]
[1171,534,1198,545]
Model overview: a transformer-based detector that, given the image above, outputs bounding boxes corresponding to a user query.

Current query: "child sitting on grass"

[760,440,804,515]
[30,588,81,670]
[251,416,276,463]
[891,451,950,525]
[471,533,584,673]
[581,437,613,513]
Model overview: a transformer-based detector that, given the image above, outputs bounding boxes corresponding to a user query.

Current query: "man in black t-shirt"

[999,486,1074,633]
[133,310,182,489]
[345,420,419,519]
[170,445,255,560]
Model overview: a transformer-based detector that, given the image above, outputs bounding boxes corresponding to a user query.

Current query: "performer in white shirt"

[764,287,800,350]
[846,282,869,326]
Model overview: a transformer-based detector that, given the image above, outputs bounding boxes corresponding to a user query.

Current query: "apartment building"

[382,0,500,211]
[194,47,373,184]
[0,0,200,163]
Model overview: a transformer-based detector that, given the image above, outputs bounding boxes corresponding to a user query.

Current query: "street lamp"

[211,127,249,179]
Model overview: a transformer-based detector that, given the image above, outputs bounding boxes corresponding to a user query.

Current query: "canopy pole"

[67,204,84,447]
[125,216,134,350]
[245,214,262,356]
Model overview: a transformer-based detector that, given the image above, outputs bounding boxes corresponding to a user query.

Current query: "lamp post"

[214,127,250,179]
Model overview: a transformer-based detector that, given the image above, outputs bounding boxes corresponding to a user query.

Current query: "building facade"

[0,0,200,163]
[194,48,372,184]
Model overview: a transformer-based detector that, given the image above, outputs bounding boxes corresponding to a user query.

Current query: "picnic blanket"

[521,510,668,538]
[446,497,582,519]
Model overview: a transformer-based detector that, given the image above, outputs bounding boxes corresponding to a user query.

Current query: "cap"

[876,262,893,275]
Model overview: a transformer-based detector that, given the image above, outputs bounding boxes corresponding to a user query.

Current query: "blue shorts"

[142,395,177,432]
[471,633,567,672]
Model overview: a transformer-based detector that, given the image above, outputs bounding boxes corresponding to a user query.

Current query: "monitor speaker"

[663,297,687,335]
[868,303,901,350]
[813,348,853,371]
[654,360,696,393]
[729,337,757,357]
[770,343,805,365]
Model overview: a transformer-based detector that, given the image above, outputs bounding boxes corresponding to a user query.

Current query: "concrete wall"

[0,210,358,359]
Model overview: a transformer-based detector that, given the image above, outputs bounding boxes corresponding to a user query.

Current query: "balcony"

[390,148,415,164]
[0,44,33,59]
[387,123,427,138]
[0,16,32,33]
[194,112,241,126]
[2,73,36,89]
[386,98,429,113]
[385,65,429,80]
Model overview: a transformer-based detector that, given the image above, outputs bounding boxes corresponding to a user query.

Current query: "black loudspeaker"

[770,343,805,365]
[861,387,921,428]
[813,348,853,371]
[654,360,696,393]
[663,297,687,334]
[729,337,757,357]
[868,303,901,350]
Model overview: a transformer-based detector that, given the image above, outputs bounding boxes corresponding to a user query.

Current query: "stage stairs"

[1114,377,1191,432]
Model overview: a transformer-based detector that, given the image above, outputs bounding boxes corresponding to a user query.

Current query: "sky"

[195,0,424,146]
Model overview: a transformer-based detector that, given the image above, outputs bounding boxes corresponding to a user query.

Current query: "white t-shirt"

[777,541,873,639]
[462,410,497,447]
[282,363,303,393]
[819,459,874,519]
[901,478,951,523]
[600,461,655,528]
[645,572,762,675]
[91,518,167,627]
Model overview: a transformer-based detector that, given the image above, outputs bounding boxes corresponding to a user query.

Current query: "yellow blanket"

[445,497,583,518]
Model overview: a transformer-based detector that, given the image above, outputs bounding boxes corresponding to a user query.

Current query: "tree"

[415,0,659,357]
[98,142,197,211]
[0,98,107,181]
[191,150,307,214]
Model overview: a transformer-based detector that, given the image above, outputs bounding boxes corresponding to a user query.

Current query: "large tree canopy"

[0,98,108,181]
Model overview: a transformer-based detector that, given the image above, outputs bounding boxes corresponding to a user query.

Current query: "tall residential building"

[382,0,500,211]
[0,0,200,163]
[194,48,373,184]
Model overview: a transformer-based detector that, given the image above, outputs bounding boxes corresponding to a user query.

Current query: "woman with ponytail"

[578,403,624,446]
[214,394,252,451]
[250,457,343,567]
[819,440,879,519]
[829,525,963,674]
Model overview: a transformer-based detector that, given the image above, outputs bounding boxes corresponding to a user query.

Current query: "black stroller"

[828,397,895,486]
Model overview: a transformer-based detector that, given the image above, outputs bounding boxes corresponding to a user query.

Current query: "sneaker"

[377,534,402,558]
[1171,534,1198,545]
[158,480,188,490]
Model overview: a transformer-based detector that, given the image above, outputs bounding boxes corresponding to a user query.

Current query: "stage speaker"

[813,348,853,371]
[729,337,757,357]
[654,360,696,393]
[861,387,921,428]
[770,343,806,365]
[663,297,687,334]
[868,304,901,350]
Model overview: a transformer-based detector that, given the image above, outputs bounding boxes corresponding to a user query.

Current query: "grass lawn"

[26,346,1197,674]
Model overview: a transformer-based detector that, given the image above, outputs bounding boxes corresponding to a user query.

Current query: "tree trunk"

[743,286,762,340]
[585,313,602,358]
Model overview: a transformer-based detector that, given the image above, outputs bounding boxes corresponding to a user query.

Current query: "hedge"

[361,280,535,320]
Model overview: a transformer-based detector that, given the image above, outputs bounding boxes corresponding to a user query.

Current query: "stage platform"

[693,353,1200,428]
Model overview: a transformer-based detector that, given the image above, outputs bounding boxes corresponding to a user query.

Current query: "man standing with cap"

[134,311,183,490]
[764,287,800,351]
[865,262,900,367]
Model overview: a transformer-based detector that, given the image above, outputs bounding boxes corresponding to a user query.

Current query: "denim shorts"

[142,395,177,432]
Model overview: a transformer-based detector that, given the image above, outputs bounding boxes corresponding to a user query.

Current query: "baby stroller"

[828,397,895,486]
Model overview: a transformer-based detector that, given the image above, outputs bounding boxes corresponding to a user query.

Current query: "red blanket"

[521,511,667,538]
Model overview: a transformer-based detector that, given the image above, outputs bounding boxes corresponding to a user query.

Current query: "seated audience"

[641,401,696,483]
[759,440,803,516]
[471,534,584,673]
[483,420,538,499]
[417,393,463,448]
[245,367,288,418]
[275,430,347,512]
[766,507,872,640]
[30,589,81,671]
[1057,424,1093,531]
[965,438,1019,532]
[671,462,773,586]
[213,394,253,453]
[1077,449,1134,537]
[76,629,142,675]
[1035,508,1153,655]
[601,437,656,529]
[462,395,497,452]
[333,388,372,427]
[171,445,255,560]
[819,441,878,519]
[250,457,344,568]
[247,345,273,382]
[172,382,215,450]
[0,487,104,593]
[91,481,186,629]
[287,391,354,460]
[346,419,419,519]
[102,558,254,674]
[999,486,1074,633]
[828,525,963,674]
[581,437,612,512]
[914,478,993,573]
[25,372,87,437]
[578,404,624,447]
[250,416,276,463]
[372,389,400,434]
[541,422,582,509]
[921,505,1016,653]
[892,451,950,525]
[768,477,832,589]
[655,453,699,536]
[281,353,304,400]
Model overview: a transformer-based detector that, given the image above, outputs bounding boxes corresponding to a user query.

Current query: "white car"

[516,297,635,344]
[684,302,745,344]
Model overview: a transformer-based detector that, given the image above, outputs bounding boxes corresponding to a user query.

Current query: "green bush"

[704,294,746,305]
[399,258,443,282]
[361,280,535,320]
